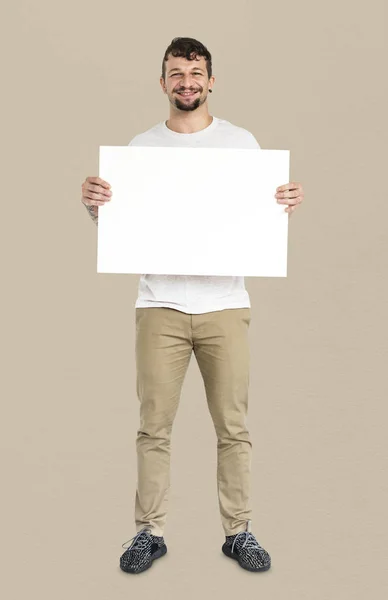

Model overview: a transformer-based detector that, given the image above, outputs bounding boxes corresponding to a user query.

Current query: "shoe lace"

[232,531,262,555]
[121,527,153,551]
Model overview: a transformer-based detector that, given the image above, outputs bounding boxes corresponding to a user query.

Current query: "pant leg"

[134,307,193,536]
[193,308,252,536]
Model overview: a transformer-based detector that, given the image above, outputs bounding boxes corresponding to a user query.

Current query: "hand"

[274,182,304,217]
[81,176,113,218]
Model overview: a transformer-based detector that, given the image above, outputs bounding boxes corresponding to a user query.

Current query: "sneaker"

[119,527,167,574]
[222,520,271,572]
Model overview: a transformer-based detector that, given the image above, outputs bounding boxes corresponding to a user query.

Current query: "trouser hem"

[136,525,164,537]
[224,525,251,537]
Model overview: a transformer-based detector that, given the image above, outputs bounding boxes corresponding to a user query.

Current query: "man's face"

[161,54,214,112]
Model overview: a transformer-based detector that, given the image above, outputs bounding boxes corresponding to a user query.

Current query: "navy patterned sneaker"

[222,520,271,572]
[119,527,167,574]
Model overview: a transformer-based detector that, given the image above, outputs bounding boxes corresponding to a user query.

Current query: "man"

[81,37,304,574]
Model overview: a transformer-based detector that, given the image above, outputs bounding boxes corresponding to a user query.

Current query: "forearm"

[84,203,98,226]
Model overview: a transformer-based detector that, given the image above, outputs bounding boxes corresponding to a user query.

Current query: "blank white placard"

[97,146,289,277]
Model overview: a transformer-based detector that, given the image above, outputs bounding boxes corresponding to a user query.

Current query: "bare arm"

[84,203,99,225]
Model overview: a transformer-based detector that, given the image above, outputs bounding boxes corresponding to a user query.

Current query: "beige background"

[2,0,387,598]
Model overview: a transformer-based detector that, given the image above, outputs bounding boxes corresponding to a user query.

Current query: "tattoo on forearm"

[84,203,98,225]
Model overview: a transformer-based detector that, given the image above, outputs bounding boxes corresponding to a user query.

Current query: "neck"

[166,108,213,134]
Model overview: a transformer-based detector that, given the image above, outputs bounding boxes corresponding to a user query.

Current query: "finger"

[82,186,111,203]
[277,195,302,205]
[87,183,112,197]
[275,190,300,199]
[83,190,111,203]
[87,176,111,189]
[276,182,300,192]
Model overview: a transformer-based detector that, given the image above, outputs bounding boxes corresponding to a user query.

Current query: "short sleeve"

[247,132,261,149]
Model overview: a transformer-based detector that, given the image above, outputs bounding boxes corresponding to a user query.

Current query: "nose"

[177,74,197,89]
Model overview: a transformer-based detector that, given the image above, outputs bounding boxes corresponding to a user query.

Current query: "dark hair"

[161,37,212,81]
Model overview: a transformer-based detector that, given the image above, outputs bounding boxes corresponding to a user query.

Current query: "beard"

[173,90,204,112]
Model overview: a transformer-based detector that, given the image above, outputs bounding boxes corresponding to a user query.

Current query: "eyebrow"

[168,67,205,74]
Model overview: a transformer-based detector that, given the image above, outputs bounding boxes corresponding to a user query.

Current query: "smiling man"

[82,36,304,575]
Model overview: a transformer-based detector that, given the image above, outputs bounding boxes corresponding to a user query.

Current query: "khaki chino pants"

[134,306,253,537]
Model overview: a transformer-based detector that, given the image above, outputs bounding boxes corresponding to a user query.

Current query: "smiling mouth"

[177,91,199,97]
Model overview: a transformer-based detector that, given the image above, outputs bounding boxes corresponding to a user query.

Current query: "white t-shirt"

[128,115,261,315]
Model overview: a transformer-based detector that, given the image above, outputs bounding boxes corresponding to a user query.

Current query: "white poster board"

[97,146,289,277]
